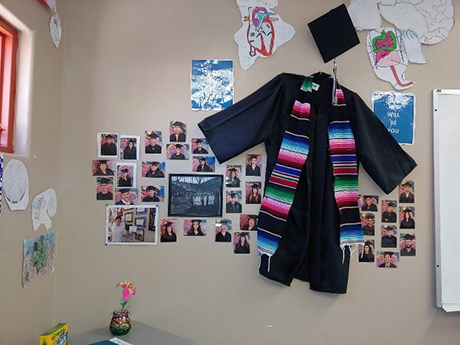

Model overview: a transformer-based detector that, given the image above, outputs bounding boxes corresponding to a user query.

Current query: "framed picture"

[135,217,147,227]
[136,207,147,215]
[168,174,223,217]
[106,205,158,245]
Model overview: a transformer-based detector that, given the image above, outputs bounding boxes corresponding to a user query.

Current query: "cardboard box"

[40,323,68,345]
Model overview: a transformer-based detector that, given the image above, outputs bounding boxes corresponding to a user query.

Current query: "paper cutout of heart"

[49,14,61,48]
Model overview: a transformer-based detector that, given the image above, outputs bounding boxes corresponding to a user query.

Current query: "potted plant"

[109,280,137,335]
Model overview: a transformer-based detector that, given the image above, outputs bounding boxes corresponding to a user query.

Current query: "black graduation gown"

[123,146,137,159]
[101,143,117,156]
[198,73,416,293]
[146,144,161,153]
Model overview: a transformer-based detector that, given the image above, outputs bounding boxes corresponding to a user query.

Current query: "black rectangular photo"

[168,174,223,217]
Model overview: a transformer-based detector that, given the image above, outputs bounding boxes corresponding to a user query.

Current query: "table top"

[69,321,194,345]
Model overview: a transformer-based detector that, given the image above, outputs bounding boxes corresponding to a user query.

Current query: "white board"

[433,89,460,312]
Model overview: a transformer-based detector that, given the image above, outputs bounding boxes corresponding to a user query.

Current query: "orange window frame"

[0,16,18,154]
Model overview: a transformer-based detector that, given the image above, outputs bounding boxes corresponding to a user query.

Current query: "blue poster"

[372,92,415,145]
[190,59,233,111]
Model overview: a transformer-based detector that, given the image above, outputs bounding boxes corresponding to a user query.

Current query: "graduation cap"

[151,161,160,166]
[228,167,237,173]
[402,181,413,187]
[199,157,206,161]
[121,168,129,173]
[148,132,159,138]
[230,192,237,198]
[364,240,373,246]
[175,144,183,149]
[365,213,375,219]
[165,221,173,228]
[403,208,412,214]
[251,183,259,189]
[307,4,360,63]
[172,121,185,129]
[128,138,135,143]
[146,185,157,191]
[100,178,110,185]
[99,160,108,164]
[387,201,395,207]
[191,219,202,224]
[195,139,203,144]
[383,251,394,256]
[363,195,373,199]
[404,233,415,240]
[105,134,114,139]
[384,225,394,231]
[119,188,130,194]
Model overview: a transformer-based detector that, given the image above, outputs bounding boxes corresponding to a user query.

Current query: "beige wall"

[0,0,65,344]
[2,0,460,344]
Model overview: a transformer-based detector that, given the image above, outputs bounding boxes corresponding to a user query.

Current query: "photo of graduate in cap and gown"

[145,131,162,154]
[142,186,160,202]
[382,201,397,223]
[192,139,208,154]
[96,177,113,200]
[169,144,186,160]
[400,233,416,256]
[169,121,186,142]
[99,133,118,156]
[399,180,415,203]
[226,191,242,213]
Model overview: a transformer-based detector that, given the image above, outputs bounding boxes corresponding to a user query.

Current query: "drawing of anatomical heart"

[367,27,414,90]
[234,0,295,70]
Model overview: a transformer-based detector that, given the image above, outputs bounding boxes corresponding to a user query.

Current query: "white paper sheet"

[50,14,61,48]
[32,189,58,231]
[234,0,295,70]
[366,27,414,90]
[348,0,381,30]
[3,159,29,211]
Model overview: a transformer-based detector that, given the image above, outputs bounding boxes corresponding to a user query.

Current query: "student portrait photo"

[160,219,178,243]
[92,159,115,176]
[377,251,398,268]
[361,195,378,212]
[245,153,261,176]
[234,232,250,254]
[381,225,397,248]
[193,156,215,172]
[240,214,258,231]
[399,180,415,203]
[142,161,165,178]
[145,131,162,154]
[226,191,242,213]
[246,182,262,204]
[116,163,137,188]
[400,233,416,256]
[119,135,139,160]
[400,206,415,229]
[358,240,375,263]
[98,133,118,157]
[115,188,138,205]
[191,138,209,154]
[215,219,232,242]
[226,166,241,188]
[141,185,163,202]
[184,219,206,236]
[169,121,186,142]
[96,177,113,201]
[167,143,188,160]
[361,212,375,236]
[381,200,397,223]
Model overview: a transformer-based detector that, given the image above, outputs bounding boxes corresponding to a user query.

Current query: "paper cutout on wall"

[0,154,3,218]
[349,0,454,44]
[234,0,295,70]
[50,14,61,48]
[3,159,29,211]
[32,189,58,231]
[190,60,234,111]
[372,91,415,145]
[43,0,57,12]
[23,232,56,287]
[366,27,414,90]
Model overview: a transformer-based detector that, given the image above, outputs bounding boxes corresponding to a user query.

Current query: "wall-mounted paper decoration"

[23,233,56,287]
[49,14,61,48]
[234,0,295,70]
[350,0,454,89]
[191,60,234,111]
[32,189,58,231]
[372,91,415,145]
[3,159,29,211]
[43,0,57,12]
[366,27,414,90]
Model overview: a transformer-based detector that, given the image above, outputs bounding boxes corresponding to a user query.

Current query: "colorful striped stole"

[257,78,363,268]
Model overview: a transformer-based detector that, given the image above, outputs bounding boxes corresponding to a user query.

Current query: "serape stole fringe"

[257,79,364,269]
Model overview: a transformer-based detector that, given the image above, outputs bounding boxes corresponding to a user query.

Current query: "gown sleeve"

[198,73,297,164]
[346,91,417,194]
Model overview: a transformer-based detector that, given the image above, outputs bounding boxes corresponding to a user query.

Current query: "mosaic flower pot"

[109,309,131,336]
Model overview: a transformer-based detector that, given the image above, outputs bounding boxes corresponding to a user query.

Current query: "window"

[0,16,18,153]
